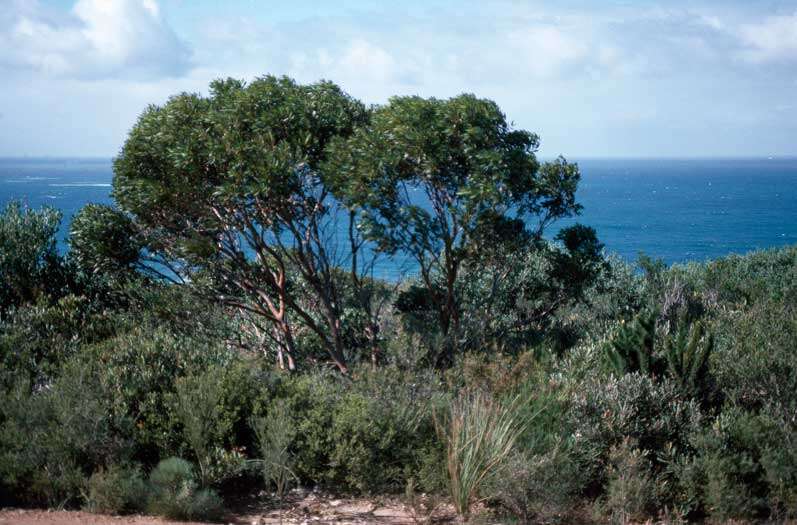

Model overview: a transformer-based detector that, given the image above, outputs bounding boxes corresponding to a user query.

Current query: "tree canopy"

[112,75,595,370]
[327,94,585,362]
[113,75,368,372]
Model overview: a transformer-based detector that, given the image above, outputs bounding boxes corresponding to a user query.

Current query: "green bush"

[85,464,147,515]
[601,438,658,523]
[687,407,772,521]
[554,255,647,344]
[69,203,143,277]
[759,407,797,520]
[713,300,797,411]
[172,362,261,487]
[252,398,296,501]
[147,457,223,521]
[604,310,660,377]
[283,366,444,493]
[567,373,701,495]
[0,294,117,390]
[82,327,244,462]
[488,445,579,522]
[174,368,228,486]
[688,246,797,306]
[0,200,66,314]
[677,404,797,522]
[0,358,133,507]
[484,356,582,522]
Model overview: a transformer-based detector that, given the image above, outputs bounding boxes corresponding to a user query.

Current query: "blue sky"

[1,0,796,158]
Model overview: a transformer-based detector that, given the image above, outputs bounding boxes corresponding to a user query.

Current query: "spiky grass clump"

[435,391,525,521]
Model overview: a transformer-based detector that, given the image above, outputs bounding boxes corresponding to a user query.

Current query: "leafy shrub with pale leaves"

[567,373,701,495]
[0,358,133,507]
[601,438,659,523]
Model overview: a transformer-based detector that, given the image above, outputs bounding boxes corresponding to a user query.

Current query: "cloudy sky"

[1,0,796,158]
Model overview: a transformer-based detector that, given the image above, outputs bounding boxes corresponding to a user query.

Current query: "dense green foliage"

[327,94,594,365]
[1,75,796,523]
[0,201,66,315]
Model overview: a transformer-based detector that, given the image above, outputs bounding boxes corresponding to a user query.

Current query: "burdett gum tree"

[113,76,586,371]
[327,94,583,364]
[113,76,367,373]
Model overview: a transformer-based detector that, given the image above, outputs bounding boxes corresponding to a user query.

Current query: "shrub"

[0,294,117,390]
[27,461,87,510]
[251,399,296,502]
[567,373,701,495]
[285,366,444,493]
[85,464,147,515]
[602,439,658,523]
[604,310,660,377]
[174,368,228,486]
[691,246,797,306]
[713,300,797,411]
[0,358,133,507]
[488,445,579,522]
[83,327,240,463]
[435,390,525,521]
[0,200,66,314]
[554,255,647,344]
[681,405,797,522]
[689,408,771,521]
[662,319,714,403]
[69,203,143,277]
[760,412,797,520]
[147,457,223,521]
[485,358,582,522]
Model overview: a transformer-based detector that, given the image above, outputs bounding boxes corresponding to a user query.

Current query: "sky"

[0,0,796,158]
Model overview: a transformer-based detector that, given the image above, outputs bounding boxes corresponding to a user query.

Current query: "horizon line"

[2,155,797,161]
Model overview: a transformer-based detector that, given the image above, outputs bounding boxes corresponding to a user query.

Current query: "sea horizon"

[2,156,797,272]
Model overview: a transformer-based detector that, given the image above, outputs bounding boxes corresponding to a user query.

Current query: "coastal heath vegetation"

[0,74,796,523]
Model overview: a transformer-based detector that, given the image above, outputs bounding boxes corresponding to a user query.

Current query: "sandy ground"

[0,509,213,525]
[0,490,459,525]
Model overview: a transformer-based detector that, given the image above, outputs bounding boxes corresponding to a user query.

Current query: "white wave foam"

[49,183,111,187]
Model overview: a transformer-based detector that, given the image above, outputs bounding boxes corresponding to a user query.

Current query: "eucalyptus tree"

[327,94,584,363]
[113,76,368,373]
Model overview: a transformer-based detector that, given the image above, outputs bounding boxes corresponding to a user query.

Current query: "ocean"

[2,157,796,269]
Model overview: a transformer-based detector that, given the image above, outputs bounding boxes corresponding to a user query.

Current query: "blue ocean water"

[1,157,796,267]
[568,158,797,263]
[0,158,114,244]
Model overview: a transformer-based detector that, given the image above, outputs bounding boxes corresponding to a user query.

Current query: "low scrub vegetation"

[1,75,796,523]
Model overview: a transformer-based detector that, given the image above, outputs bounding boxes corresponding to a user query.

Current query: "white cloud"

[299,39,401,86]
[0,0,191,79]
[1,1,796,158]
[507,25,589,78]
[336,40,398,82]
[738,12,797,63]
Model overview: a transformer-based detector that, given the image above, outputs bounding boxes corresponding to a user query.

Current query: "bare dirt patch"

[0,490,460,525]
[0,509,211,525]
